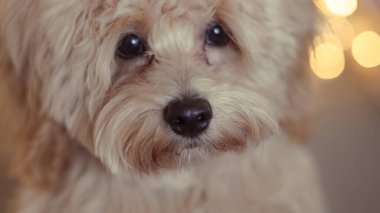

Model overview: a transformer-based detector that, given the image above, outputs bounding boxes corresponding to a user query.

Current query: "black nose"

[164,98,212,138]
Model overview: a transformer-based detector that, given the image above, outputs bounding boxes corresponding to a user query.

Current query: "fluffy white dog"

[0,0,326,212]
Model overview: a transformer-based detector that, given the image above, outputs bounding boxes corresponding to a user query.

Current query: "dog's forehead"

[107,0,222,53]
[110,0,219,24]
[113,0,218,11]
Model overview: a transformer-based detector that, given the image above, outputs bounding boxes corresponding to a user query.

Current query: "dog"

[0,0,326,212]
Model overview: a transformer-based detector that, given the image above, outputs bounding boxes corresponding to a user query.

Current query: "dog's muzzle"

[164,98,212,138]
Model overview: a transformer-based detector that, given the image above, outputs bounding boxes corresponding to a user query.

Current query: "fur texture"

[0,0,325,212]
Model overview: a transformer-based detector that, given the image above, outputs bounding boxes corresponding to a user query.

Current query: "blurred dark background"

[308,0,380,212]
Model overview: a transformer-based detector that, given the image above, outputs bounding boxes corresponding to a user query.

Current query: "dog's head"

[2,0,317,174]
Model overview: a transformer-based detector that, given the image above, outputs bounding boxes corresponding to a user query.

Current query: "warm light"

[310,43,345,79]
[315,0,331,15]
[315,33,343,49]
[324,0,358,17]
[325,17,356,50]
[352,31,380,68]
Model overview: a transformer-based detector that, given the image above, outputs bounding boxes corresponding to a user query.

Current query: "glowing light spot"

[324,0,357,17]
[314,33,343,49]
[352,31,380,68]
[324,17,356,50]
[315,0,331,15]
[310,43,345,80]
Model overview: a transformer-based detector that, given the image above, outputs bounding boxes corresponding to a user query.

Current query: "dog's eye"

[205,24,230,46]
[117,34,146,59]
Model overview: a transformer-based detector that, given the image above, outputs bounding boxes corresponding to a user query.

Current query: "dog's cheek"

[192,77,280,148]
[211,94,279,146]
[92,80,178,174]
[204,45,240,67]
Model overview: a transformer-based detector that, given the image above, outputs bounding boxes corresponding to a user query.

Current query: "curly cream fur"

[0,0,325,212]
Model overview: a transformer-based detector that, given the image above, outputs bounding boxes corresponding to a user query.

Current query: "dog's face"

[3,0,316,174]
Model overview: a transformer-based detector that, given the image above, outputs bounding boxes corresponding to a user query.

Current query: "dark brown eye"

[205,24,230,46]
[117,34,145,59]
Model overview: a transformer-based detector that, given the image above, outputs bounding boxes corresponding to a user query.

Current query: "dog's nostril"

[164,98,212,138]
[174,118,184,125]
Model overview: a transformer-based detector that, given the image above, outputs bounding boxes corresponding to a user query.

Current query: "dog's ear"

[0,0,36,75]
[0,0,100,75]
[280,47,315,143]
[0,45,75,190]
[12,118,76,191]
[104,0,119,8]
[279,2,321,144]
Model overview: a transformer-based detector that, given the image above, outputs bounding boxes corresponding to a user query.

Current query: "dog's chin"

[95,129,255,175]
[183,141,199,150]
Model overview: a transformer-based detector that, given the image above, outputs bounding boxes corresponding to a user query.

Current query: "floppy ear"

[1,0,95,72]
[278,1,320,143]
[0,0,109,144]
[0,0,87,109]
[11,118,76,190]
[280,42,315,143]
[0,74,75,190]
[104,0,119,8]
[0,0,93,189]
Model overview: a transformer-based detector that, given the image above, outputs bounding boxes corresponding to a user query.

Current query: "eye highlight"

[205,24,230,47]
[116,34,146,59]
